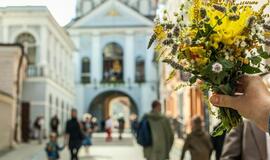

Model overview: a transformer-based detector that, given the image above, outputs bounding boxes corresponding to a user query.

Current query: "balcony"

[81,73,90,84]
[26,65,44,77]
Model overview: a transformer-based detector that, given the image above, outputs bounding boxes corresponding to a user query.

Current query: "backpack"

[136,116,152,147]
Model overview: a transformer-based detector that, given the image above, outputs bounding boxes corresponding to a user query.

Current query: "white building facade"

[0,7,76,135]
[68,0,159,121]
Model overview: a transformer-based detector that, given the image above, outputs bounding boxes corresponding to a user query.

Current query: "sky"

[0,0,77,26]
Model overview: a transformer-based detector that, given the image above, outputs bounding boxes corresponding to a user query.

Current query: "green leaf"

[249,56,262,65]
[212,123,228,137]
[166,70,176,81]
[258,46,270,59]
[242,64,262,74]
[219,59,234,69]
[147,34,156,49]
[189,76,197,84]
[261,51,270,59]
[219,84,232,95]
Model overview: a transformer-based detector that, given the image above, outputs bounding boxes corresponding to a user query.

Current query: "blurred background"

[0,0,269,160]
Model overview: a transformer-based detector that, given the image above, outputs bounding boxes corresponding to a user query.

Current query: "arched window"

[135,56,145,82]
[16,33,37,65]
[81,57,90,84]
[103,42,123,82]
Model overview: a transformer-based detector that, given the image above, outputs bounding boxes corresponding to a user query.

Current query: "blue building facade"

[67,0,159,122]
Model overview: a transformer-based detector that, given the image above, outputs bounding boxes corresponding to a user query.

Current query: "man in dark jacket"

[65,109,84,160]
[50,115,60,136]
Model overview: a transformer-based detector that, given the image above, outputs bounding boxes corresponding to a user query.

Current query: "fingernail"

[210,95,220,105]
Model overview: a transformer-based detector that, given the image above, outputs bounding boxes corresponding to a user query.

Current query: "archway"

[89,91,138,130]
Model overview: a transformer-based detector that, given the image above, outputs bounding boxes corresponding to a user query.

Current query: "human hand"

[210,75,270,132]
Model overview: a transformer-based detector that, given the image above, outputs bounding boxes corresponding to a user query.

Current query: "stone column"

[71,35,81,84]
[40,26,48,76]
[3,25,9,43]
[124,31,135,83]
[91,33,102,83]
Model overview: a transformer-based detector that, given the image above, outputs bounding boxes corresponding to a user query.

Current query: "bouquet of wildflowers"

[149,0,270,135]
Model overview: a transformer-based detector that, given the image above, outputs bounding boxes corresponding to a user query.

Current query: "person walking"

[34,116,44,144]
[105,116,113,142]
[181,116,213,160]
[143,100,174,160]
[81,113,93,155]
[65,109,84,160]
[45,133,64,160]
[117,116,125,140]
[131,115,139,136]
[50,115,60,136]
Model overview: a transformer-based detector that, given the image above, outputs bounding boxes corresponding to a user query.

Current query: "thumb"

[210,94,239,109]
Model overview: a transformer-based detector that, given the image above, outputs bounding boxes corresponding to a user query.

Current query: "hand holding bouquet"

[149,0,270,135]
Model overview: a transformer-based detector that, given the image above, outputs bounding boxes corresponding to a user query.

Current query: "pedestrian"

[181,116,213,160]
[81,113,93,155]
[172,116,183,139]
[91,117,98,132]
[45,133,64,160]
[34,116,44,144]
[143,100,174,160]
[221,119,268,160]
[131,115,139,136]
[101,119,105,132]
[50,115,60,136]
[117,115,125,140]
[65,109,84,160]
[211,122,226,160]
[105,116,113,142]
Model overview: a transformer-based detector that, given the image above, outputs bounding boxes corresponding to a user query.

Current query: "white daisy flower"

[212,62,223,73]
[240,41,247,48]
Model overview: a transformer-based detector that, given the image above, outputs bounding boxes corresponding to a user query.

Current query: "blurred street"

[0,133,142,160]
[0,133,190,160]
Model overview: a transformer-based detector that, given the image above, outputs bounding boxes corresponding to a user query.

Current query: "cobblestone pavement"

[0,133,195,160]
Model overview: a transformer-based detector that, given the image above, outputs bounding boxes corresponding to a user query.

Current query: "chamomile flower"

[212,63,223,73]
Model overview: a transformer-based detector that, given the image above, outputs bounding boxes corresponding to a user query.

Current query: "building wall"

[0,94,14,151]
[69,0,158,118]
[0,7,76,135]
[0,45,26,150]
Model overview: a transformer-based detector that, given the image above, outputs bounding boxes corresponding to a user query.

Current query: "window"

[81,57,90,84]
[135,56,145,82]
[16,33,37,65]
[103,42,123,82]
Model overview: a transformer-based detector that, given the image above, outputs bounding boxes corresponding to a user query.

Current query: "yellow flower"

[243,58,249,64]
[189,46,206,55]
[154,25,166,40]
[207,6,254,45]
[196,57,209,65]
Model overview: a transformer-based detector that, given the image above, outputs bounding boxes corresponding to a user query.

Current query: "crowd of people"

[36,74,270,160]
[41,109,128,160]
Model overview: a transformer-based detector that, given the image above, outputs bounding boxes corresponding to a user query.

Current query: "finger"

[210,94,239,109]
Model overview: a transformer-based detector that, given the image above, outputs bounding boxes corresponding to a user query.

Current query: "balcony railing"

[27,65,44,77]
[81,73,90,84]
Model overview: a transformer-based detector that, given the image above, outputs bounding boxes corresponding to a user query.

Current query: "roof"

[66,0,155,28]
